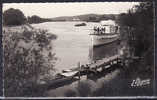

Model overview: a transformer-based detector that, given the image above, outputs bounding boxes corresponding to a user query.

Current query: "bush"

[3,26,57,96]
[3,8,26,25]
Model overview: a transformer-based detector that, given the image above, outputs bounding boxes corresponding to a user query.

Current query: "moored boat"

[75,23,86,27]
[90,20,120,46]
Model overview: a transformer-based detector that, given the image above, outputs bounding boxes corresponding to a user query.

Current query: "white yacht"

[90,20,120,46]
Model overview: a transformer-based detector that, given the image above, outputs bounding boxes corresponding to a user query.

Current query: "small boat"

[75,23,86,27]
[60,71,79,77]
[62,69,73,73]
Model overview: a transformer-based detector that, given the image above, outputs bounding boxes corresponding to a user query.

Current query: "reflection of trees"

[89,42,118,62]
[3,26,57,96]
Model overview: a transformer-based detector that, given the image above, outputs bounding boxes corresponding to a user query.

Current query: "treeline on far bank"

[3,8,52,26]
[3,8,117,26]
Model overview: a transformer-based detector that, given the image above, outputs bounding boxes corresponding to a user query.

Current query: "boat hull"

[91,34,119,47]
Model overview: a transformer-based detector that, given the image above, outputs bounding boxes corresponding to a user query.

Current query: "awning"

[100,20,117,26]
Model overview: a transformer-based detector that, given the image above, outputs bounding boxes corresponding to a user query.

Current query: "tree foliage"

[27,15,52,24]
[3,8,26,25]
[3,26,57,96]
[118,2,154,56]
[117,1,154,78]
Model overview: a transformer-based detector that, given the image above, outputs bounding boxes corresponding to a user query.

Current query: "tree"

[118,1,154,56]
[27,15,52,24]
[27,15,43,24]
[117,1,154,79]
[3,8,26,25]
[3,26,57,96]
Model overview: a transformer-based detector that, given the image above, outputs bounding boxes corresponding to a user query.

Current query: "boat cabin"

[93,20,119,34]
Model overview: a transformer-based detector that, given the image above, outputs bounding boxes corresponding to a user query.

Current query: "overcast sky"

[3,2,139,18]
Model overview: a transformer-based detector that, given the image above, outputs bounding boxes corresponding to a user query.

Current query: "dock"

[40,54,137,89]
[39,53,142,90]
[59,54,123,79]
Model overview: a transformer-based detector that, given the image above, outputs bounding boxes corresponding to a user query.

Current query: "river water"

[32,21,119,73]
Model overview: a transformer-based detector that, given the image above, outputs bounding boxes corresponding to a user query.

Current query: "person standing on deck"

[115,26,119,33]
[103,27,106,33]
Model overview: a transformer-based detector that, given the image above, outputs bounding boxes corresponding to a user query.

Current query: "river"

[32,21,122,96]
[32,21,119,73]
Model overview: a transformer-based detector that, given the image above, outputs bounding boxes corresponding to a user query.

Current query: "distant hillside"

[50,14,119,22]
[27,14,119,24]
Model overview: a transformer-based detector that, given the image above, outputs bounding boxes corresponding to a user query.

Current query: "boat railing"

[90,32,119,35]
[93,25,119,34]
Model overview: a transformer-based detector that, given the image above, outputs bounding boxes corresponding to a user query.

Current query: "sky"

[3,2,139,18]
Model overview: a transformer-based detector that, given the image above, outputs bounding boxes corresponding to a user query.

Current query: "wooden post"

[95,66,97,74]
[78,62,81,80]
[110,60,112,65]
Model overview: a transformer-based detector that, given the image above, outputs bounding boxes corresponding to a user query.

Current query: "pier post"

[78,62,81,80]
[79,70,80,80]
[95,65,98,73]
[110,60,112,65]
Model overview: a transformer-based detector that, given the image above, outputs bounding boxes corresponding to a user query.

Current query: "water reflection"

[89,41,119,62]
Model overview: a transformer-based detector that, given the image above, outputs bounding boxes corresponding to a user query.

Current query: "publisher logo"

[131,77,150,87]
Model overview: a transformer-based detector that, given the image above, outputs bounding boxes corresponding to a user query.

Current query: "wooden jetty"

[59,54,123,79]
[41,54,137,89]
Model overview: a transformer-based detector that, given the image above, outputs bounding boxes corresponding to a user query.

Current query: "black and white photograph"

[1,1,156,98]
